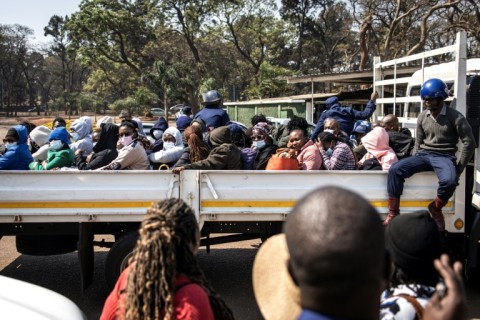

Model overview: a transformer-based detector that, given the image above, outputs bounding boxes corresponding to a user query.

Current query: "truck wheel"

[16,235,78,255]
[105,232,138,290]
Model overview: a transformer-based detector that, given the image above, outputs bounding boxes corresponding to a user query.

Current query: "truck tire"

[16,235,78,256]
[105,232,138,290]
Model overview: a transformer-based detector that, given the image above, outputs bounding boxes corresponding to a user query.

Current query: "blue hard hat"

[420,78,449,100]
[202,90,222,105]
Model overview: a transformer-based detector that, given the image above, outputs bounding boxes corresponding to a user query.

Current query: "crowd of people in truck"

[0,78,475,319]
[0,79,475,232]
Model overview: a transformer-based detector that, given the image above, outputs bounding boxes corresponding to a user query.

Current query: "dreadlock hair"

[184,125,210,163]
[124,198,233,320]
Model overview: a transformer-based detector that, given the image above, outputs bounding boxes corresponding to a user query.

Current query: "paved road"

[0,235,263,319]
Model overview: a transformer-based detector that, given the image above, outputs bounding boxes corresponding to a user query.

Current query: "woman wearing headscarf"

[148,127,184,169]
[173,125,211,168]
[242,122,277,170]
[29,125,51,162]
[70,116,94,155]
[172,126,242,172]
[75,123,119,170]
[358,126,398,172]
[29,127,74,170]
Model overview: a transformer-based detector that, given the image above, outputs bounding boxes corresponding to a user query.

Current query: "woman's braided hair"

[124,198,233,320]
[184,125,210,163]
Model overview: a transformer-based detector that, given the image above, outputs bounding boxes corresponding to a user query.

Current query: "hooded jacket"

[149,127,184,166]
[0,125,33,170]
[359,126,398,172]
[183,126,242,170]
[311,96,377,139]
[76,123,119,170]
[70,116,93,154]
[150,117,168,153]
[29,127,74,170]
[30,125,52,161]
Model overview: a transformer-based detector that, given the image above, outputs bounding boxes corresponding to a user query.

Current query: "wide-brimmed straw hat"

[252,234,301,320]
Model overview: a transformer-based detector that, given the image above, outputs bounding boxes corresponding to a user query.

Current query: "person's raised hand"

[424,254,467,320]
[371,91,379,101]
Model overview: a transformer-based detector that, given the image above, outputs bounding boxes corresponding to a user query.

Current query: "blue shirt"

[298,309,348,320]
[194,105,230,130]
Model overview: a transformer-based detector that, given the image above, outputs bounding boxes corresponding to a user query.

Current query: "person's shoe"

[384,197,400,226]
[428,197,447,231]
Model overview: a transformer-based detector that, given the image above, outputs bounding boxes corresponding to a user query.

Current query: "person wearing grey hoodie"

[29,125,52,162]
[149,127,184,169]
[172,126,242,172]
[70,116,93,154]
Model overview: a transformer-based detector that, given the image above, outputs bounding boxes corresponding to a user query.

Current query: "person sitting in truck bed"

[310,91,378,140]
[173,125,210,168]
[100,198,234,320]
[358,126,398,171]
[75,123,119,170]
[100,121,149,170]
[148,127,184,170]
[317,131,356,170]
[148,116,168,153]
[29,127,74,170]
[172,126,242,172]
[287,126,322,170]
[381,114,415,160]
[0,125,33,170]
[29,125,51,162]
[386,78,475,230]
[70,116,94,155]
[242,122,278,170]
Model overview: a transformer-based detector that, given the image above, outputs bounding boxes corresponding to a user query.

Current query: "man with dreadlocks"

[100,198,234,320]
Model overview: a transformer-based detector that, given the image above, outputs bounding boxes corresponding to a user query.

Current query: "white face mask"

[163,141,175,150]
[119,136,133,146]
[324,129,335,134]
[253,140,266,149]
[92,142,98,148]
[152,130,163,140]
[5,142,17,149]
[71,132,80,141]
[49,140,63,151]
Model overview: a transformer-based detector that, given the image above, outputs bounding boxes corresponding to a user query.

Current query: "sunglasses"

[252,135,266,141]
[3,138,15,143]
[119,132,133,137]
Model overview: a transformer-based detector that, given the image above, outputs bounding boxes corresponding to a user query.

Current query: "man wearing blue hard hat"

[385,78,476,231]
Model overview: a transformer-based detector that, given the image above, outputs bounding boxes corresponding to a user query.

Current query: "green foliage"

[109,97,141,116]
[134,86,158,108]
[243,62,295,100]
[77,93,103,113]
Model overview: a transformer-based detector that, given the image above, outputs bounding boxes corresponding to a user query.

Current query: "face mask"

[119,136,133,146]
[324,129,335,135]
[326,147,333,157]
[92,142,98,148]
[253,140,266,149]
[71,132,80,141]
[5,142,17,149]
[49,140,63,151]
[163,141,175,150]
[152,130,163,140]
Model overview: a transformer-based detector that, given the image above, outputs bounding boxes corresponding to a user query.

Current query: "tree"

[0,24,32,116]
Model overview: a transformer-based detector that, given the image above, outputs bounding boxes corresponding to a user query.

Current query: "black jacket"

[254,144,277,170]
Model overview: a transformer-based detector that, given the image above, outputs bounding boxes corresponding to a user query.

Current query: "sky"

[0,0,82,44]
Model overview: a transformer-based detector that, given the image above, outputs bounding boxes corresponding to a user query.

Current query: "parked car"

[141,121,156,144]
[0,275,86,320]
[150,108,166,117]
[27,106,46,113]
